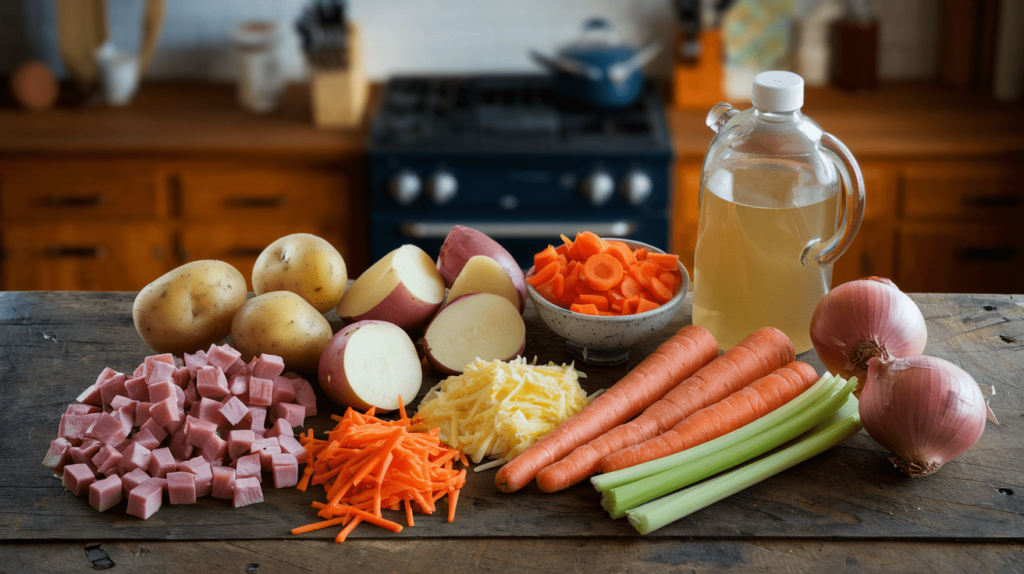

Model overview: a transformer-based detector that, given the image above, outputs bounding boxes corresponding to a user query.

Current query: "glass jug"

[692,71,864,353]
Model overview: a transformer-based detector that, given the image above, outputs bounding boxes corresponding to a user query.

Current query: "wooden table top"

[1,291,1021,572]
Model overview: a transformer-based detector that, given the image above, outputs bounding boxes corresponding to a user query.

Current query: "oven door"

[369,211,669,269]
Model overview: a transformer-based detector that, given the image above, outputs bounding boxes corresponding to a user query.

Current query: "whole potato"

[230,291,333,373]
[253,233,347,314]
[133,260,248,355]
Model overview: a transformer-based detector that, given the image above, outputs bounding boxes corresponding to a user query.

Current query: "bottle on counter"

[692,71,865,353]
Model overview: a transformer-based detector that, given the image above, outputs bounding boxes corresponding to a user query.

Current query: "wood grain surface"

[0,292,1021,564]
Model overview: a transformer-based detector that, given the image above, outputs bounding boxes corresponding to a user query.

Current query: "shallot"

[809,277,927,393]
[859,355,988,477]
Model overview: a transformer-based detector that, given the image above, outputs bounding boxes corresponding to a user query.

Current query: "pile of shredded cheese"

[413,357,592,470]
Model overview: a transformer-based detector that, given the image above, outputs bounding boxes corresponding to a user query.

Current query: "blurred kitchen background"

[0,0,1022,294]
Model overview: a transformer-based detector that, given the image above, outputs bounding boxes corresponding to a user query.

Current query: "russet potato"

[230,291,333,374]
[252,233,348,314]
[132,260,247,355]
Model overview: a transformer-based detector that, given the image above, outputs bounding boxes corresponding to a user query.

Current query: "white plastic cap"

[751,71,804,112]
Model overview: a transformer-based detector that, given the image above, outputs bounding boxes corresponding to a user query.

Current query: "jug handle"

[803,132,865,270]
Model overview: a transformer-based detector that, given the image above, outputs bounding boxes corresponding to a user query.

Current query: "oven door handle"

[400,220,638,239]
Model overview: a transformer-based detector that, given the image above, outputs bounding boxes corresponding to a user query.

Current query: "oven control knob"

[582,171,615,206]
[428,171,459,205]
[389,170,422,206]
[620,169,653,205]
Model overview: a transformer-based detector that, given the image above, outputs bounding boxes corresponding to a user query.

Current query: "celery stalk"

[625,396,862,535]
[602,375,857,518]
[591,373,852,493]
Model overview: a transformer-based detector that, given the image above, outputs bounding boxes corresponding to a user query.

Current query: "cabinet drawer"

[894,222,1024,294]
[3,223,172,291]
[180,223,344,290]
[1,163,162,220]
[900,164,1023,219]
[176,168,345,221]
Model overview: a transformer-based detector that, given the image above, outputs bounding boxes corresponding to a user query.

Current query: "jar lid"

[751,71,804,112]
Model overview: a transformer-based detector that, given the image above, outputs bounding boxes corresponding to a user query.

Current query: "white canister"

[232,20,285,114]
[95,43,141,107]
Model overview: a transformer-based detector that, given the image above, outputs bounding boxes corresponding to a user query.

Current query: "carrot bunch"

[292,402,468,543]
[528,231,683,316]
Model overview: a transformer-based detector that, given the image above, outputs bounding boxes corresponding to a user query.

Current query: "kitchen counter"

[1,291,1021,572]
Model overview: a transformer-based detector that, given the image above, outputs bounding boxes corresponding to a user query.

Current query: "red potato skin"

[437,226,528,313]
[318,321,383,411]
[338,281,442,332]
[421,293,526,375]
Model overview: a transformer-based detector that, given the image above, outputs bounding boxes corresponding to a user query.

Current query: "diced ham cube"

[113,405,135,429]
[196,366,229,399]
[290,377,317,417]
[95,367,126,388]
[225,357,246,377]
[126,480,163,519]
[167,428,194,461]
[121,468,151,496]
[184,351,208,379]
[133,428,161,451]
[219,396,248,426]
[227,430,257,461]
[179,458,213,497]
[237,406,268,433]
[274,403,305,429]
[89,474,123,512]
[148,381,177,405]
[234,453,261,483]
[140,417,169,443]
[173,382,186,410]
[148,447,177,478]
[125,376,149,401]
[228,371,249,398]
[183,380,199,404]
[149,398,181,428]
[98,375,128,411]
[65,404,100,416]
[186,418,218,448]
[211,465,236,499]
[252,354,285,381]
[232,477,263,508]
[247,377,273,407]
[277,434,308,465]
[271,376,296,408]
[76,383,103,407]
[145,360,176,385]
[62,463,97,496]
[258,446,282,471]
[197,397,226,425]
[172,366,191,389]
[59,412,101,444]
[201,434,228,464]
[271,453,298,489]
[133,362,146,379]
[167,472,197,505]
[135,402,153,428]
[110,394,138,412]
[118,441,152,474]
[91,444,123,476]
[206,344,242,372]
[264,418,293,440]
[42,437,74,473]
[70,440,101,466]
[86,412,130,446]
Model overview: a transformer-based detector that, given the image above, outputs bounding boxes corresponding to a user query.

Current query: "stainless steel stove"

[366,75,673,268]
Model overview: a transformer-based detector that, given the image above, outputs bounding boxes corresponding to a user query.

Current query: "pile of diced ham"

[41,343,317,519]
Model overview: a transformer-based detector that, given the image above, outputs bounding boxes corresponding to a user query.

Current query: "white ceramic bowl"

[526,238,690,365]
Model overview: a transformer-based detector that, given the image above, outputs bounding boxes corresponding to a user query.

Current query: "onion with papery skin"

[809,277,927,394]
[860,355,988,478]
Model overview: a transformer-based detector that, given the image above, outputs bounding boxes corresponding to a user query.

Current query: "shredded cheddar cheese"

[413,357,592,467]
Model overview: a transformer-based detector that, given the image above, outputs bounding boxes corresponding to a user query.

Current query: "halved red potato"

[336,244,445,331]
[446,255,521,311]
[423,293,526,375]
[437,226,527,312]
[317,320,422,412]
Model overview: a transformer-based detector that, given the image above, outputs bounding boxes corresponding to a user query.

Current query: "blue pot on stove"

[532,17,660,110]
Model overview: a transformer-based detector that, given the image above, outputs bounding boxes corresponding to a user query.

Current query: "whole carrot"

[535,327,794,493]
[494,325,719,493]
[601,361,819,473]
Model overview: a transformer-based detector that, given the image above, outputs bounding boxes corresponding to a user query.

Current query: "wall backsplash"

[4,0,943,84]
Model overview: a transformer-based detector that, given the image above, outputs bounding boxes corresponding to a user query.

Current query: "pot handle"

[530,50,603,81]
[607,39,661,85]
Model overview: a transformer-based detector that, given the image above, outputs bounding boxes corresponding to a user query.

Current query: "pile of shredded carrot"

[528,231,683,316]
[291,401,468,543]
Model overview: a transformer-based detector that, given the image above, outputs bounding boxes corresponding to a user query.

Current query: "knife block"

[673,28,726,110]
[310,23,367,129]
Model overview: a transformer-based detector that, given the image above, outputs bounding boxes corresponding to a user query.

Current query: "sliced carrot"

[575,231,606,260]
[628,264,651,288]
[634,247,648,260]
[646,252,680,270]
[534,245,559,271]
[618,275,643,299]
[569,302,600,315]
[635,298,660,314]
[535,272,564,303]
[527,261,559,287]
[648,276,675,304]
[576,293,610,312]
[604,241,636,268]
[582,253,624,291]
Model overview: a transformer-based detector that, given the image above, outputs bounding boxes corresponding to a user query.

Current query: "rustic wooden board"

[1,292,1021,542]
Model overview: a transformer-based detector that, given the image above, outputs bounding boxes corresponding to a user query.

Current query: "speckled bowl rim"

[525,238,690,321]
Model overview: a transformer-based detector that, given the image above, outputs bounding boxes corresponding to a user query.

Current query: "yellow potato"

[132,260,247,355]
[230,291,333,374]
[252,233,347,314]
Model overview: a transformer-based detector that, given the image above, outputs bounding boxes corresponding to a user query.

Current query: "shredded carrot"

[293,405,467,543]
